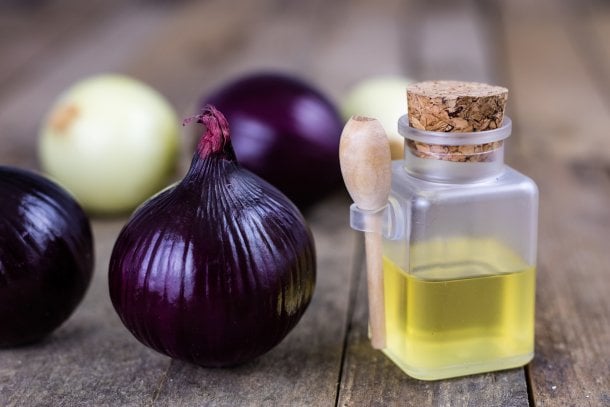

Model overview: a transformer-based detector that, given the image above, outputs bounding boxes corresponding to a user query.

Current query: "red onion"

[109,106,316,367]
[0,166,93,347]
[201,72,343,208]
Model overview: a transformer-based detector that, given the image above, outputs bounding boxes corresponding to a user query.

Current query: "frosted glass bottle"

[352,115,538,380]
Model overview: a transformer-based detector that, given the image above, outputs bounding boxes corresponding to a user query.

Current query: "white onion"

[342,76,412,160]
[39,74,180,214]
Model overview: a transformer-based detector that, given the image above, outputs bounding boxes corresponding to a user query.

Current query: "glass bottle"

[351,115,538,380]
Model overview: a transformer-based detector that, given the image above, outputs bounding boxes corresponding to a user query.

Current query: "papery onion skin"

[109,106,316,367]
[0,166,94,347]
[201,72,343,209]
[39,74,180,214]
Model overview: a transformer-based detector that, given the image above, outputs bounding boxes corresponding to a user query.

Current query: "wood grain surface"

[0,0,608,405]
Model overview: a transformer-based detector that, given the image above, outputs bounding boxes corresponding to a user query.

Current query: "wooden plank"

[308,0,409,99]
[403,0,497,83]
[560,0,610,110]
[335,0,532,405]
[0,3,170,168]
[123,0,272,115]
[500,0,610,405]
[499,0,610,161]
[0,0,126,98]
[523,159,610,407]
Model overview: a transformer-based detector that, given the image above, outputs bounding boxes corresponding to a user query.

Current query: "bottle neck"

[398,116,512,183]
[402,142,506,183]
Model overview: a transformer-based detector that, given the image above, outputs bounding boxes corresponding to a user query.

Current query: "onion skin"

[0,166,94,347]
[109,106,316,367]
[201,72,343,208]
[39,74,180,214]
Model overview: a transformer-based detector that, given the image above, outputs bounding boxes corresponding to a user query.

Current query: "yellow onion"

[39,74,180,214]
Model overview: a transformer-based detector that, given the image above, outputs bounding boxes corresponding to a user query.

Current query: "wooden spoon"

[339,116,392,349]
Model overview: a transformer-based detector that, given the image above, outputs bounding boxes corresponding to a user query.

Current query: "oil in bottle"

[382,237,535,380]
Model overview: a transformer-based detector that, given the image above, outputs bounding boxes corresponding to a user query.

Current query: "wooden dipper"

[406,80,508,162]
[339,116,391,349]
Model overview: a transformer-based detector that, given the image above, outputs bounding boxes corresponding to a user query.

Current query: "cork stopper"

[406,80,508,162]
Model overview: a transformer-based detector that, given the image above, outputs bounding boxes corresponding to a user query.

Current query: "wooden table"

[1,0,608,405]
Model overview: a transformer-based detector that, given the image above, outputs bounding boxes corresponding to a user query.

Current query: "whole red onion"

[109,106,316,367]
[201,72,343,208]
[0,166,93,347]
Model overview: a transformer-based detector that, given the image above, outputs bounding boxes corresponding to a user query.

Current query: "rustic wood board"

[524,160,610,407]
[0,0,124,94]
[501,0,610,405]
[0,3,171,169]
[562,0,610,110]
[0,0,609,405]
[499,0,610,161]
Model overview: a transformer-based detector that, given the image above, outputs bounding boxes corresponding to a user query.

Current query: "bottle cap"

[405,80,508,162]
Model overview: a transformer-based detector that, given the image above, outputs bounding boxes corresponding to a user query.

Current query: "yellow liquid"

[382,238,535,380]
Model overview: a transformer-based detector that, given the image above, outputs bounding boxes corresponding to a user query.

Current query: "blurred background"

[1,0,608,168]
